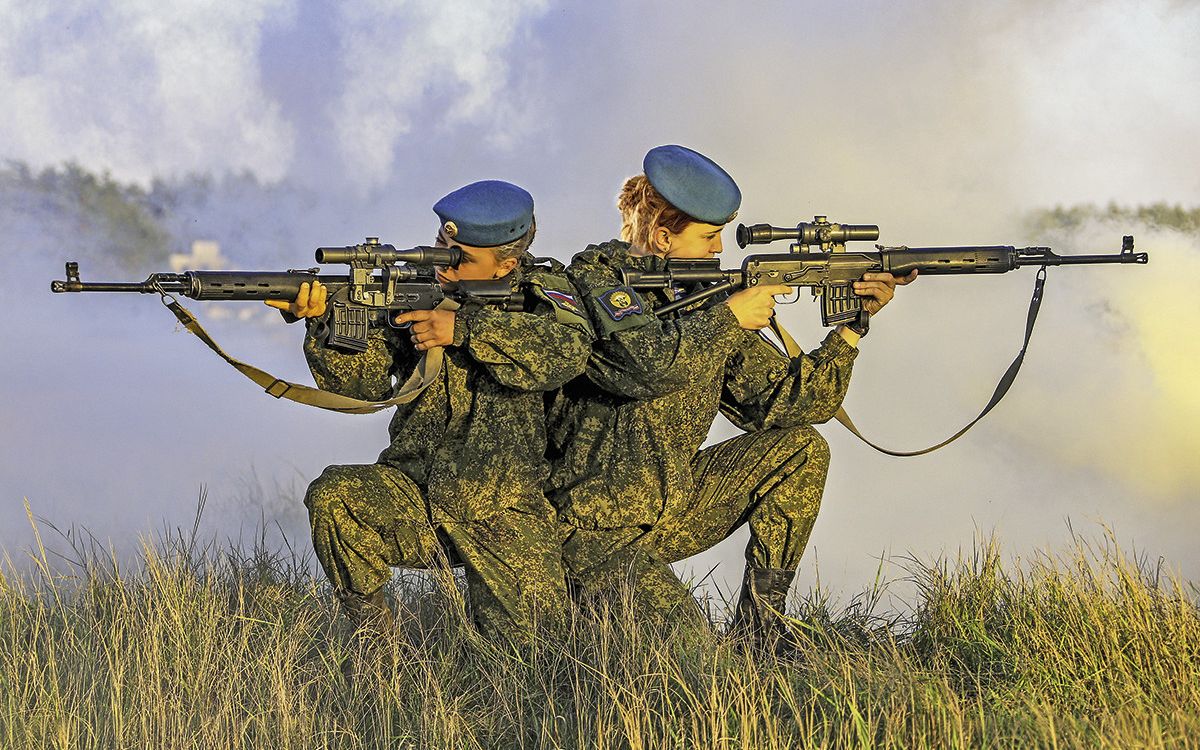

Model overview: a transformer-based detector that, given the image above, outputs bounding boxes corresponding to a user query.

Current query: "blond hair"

[617,175,693,252]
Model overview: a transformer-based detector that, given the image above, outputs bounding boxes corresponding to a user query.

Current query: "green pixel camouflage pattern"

[301,262,592,636]
[548,240,857,618]
[305,462,570,638]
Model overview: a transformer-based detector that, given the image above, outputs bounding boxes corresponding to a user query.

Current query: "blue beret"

[643,145,741,225]
[432,180,534,247]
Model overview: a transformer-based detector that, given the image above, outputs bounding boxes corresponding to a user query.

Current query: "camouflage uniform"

[547,240,858,632]
[303,262,592,639]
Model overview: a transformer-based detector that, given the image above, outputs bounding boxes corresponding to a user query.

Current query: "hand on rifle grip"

[726,283,791,331]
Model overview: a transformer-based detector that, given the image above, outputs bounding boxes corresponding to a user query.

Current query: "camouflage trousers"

[304,464,568,640]
[560,425,830,617]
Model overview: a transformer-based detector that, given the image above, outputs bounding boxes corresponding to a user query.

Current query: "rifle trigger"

[774,288,802,305]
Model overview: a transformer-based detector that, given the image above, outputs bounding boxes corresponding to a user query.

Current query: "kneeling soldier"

[270,181,591,642]
[547,147,913,648]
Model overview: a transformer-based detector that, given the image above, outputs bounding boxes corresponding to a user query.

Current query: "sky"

[1,0,1197,607]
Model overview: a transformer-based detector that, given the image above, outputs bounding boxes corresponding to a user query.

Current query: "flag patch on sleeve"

[543,289,582,316]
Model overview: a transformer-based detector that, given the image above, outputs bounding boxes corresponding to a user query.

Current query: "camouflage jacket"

[546,240,859,529]
[304,262,593,521]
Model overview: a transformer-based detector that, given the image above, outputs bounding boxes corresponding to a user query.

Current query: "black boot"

[727,567,795,653]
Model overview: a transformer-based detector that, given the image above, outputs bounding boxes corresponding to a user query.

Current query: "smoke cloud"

[0,0,298,183]
[0,0,551,192]
[332,0,551,189]
[1002,222,1200,501]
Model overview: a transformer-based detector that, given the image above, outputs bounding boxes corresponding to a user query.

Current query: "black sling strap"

[767,268,1048,457]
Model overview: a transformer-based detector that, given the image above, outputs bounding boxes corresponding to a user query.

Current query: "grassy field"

[2,509,1197,750]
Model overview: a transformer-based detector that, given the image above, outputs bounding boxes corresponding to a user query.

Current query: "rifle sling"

[767,268,1047,457]
[159,296,450,414]
[158,269,1047,437]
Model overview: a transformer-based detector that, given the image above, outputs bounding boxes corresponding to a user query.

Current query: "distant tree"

[1,160,325,274]
[1,161,171,271]
[1026,202,1200,235]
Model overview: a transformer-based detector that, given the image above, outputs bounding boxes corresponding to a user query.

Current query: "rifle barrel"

[880,243,1148,276]
[51,270,349,300]
[1016,252,1150,266]
[51,273,190,294]
[52,280,159,293]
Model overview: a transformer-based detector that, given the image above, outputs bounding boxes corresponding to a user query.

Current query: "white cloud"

[332,0,550,189]
[0,0,297,183]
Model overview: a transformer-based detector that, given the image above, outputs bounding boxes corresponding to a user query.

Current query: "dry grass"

[2,504,1197,749]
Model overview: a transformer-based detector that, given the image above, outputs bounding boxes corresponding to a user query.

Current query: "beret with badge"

[433,180,534,247]
[643,145,741,225]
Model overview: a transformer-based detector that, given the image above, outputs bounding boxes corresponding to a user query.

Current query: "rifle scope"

[737,218,880,249]
[315,241,461,268]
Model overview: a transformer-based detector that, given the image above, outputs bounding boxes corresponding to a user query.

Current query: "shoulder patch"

[542,288,582,316]
[525,273,592,334]
[596,286,644,321]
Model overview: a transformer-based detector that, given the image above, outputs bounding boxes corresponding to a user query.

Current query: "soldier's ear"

[495,256,518,278]
[652,226,672,254]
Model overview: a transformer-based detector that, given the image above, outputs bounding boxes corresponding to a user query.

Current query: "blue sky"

[2,0,1198,601]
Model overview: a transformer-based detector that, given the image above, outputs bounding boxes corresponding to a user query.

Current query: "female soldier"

[547,146,914,647]
[269,180,592,644]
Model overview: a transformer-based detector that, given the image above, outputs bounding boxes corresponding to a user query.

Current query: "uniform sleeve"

[452,276,594,392]
[719,329,859,430]
[301,320,415,401]
[570,250,744,400]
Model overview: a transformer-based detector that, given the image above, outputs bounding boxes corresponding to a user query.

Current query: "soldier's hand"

[395,309,456,351]
[855,270,917,316]
[725,284,791,331]
[264,280,328,318]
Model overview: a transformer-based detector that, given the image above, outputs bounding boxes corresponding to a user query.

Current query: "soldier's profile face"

[662,220,726,260]
[433,235,513,284]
